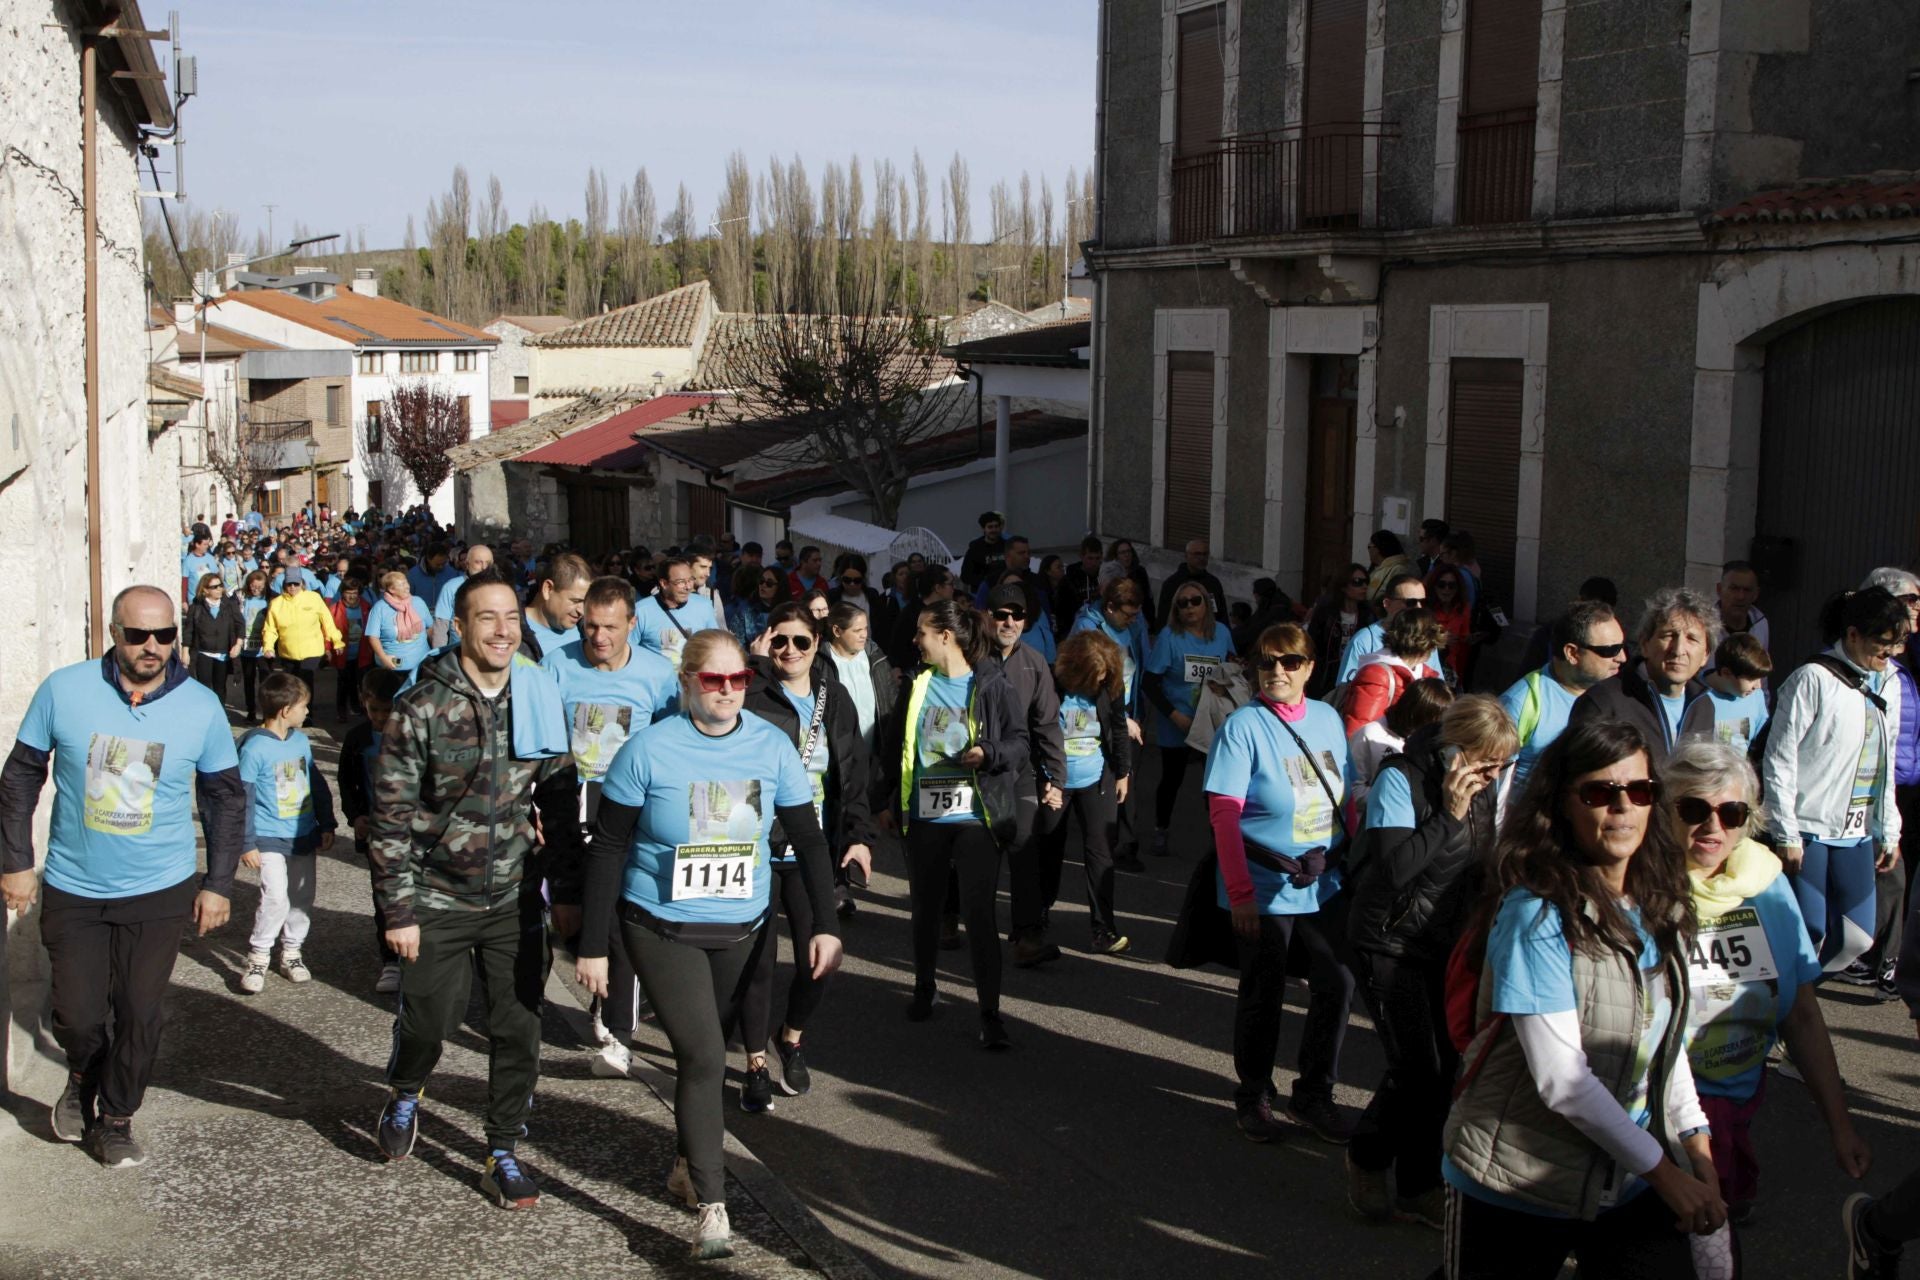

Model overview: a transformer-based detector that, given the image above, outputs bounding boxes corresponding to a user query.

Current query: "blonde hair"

[1438,694,1520,761]
[679,628,746,683]
[377,569,409,593]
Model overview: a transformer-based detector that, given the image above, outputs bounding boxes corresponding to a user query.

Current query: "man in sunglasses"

[633,557,717,673]
[1498,599,1626,788]
[1,585,245,1169]
[1155,539,1228,631]
[1336,572,1428,686]
[1571,586,1719,766]
[983,584,1067,965]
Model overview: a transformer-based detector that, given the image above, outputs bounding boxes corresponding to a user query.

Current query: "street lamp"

[303,435,319,524]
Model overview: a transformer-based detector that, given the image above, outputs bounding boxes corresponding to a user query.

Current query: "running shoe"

[979,1014,1012,1051]
[938,915,963,951]
[1150,828,1170,857]
[740,1064,775,1113]
[1845,1192,1903,1279]
[1113,851,1147,874]
[481,1149,540,1210]
[1235,1093,1285,1143]
[239,952,270,995]
[693,1202,734,1261]
[835,885,856,918]
[1394,1188,1446,1230]
[666,1156,698,1209]
[377,1088,422,1162]
[906,986,938,1022]
[1838,959,1881,987]
[51,1073,96,1143]
[774,1037,811,1097]
[1091,930,1131,956]
[278,952,311,984]
[1012,934,1062,968]
[376,962,402,994]
[1288,1094,1356,1144]
[589,1002,614,1046]
[1346,1153,1391,1220]
[90,1115,145,1169]
[1878,959,1900,1001]
[591,1041,632,1079]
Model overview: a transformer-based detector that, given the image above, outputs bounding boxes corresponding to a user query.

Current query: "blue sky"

[169,0,1098,248]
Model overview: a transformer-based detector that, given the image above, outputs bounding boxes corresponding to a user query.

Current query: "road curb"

[546,964,878,1280]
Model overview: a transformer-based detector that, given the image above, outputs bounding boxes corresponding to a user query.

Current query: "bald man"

[0,585,245,1169]
[431,542,497,648]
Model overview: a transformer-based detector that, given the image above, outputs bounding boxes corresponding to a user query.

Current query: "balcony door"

[1170,4,1226,243]
[1458,0,1540,225]
[1302,0,1366,226]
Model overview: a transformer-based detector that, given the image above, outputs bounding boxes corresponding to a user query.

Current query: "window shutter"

[1444,359,1523,607]
[1464,0,1541,116]
[1305,0,1365,128]
[1177,5,1225,156]
[1164,352,1215,551]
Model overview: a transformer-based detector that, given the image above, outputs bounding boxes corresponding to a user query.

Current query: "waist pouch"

[618,898,769,951]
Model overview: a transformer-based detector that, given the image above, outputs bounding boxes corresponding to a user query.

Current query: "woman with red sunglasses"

[574,628,844,1262]
[1444,718,1721,1279]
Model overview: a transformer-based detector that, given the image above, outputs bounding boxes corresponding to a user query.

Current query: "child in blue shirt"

[1704,633,1772,754]
[238,672,335,994]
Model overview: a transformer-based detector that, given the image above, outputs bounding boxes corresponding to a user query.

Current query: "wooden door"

[1304,355,1358,597]
[566,481,630,559]
[1445,358,1523,608]
[1164,352,1215,550]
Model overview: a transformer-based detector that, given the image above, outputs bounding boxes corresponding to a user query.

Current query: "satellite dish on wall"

[886,526,956,570]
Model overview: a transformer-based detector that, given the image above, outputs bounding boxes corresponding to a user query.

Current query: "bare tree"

[584,168,610,313]
[380,380,471,506]
[947,153,972,316]
[617,168,657,305]
[201,399,272,521]
[713,151,755,311]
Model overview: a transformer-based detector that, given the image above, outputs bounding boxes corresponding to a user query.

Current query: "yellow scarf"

[1688,836,1781,917]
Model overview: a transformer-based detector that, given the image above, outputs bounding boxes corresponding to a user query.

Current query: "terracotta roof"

[1707,174,1920,227]
[488,314,574,334]
[631,395,816,472]
[222,289,497,346]
[491,399,530,430]
[518,394,717,471]
[946,319,1091,367]
[687,313,959,392]
[178,321,287,356]
[448,391,647,472]
[526,281,713,349]
[733,411,1088,511]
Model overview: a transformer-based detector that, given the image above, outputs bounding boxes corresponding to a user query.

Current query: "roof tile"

[526,281,713,349]
[1707,174,1920,227]
[223,289,497,346]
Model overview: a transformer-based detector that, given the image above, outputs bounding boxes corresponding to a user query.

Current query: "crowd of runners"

[3,501,1918,1276]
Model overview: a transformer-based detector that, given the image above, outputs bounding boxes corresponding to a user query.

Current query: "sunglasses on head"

[1578,641,1628,658]
[770,632,814,652]
[1255,652,1310,672]
[692,670,752,693]
[1674,797,1751,828]
[119,625,178,646]
[1570,779,1660,808]
[990,607,1026,623]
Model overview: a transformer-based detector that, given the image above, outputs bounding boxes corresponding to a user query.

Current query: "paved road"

[4,695,1916,1279]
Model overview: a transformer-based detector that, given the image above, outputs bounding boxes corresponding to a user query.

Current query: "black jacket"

[183,597,245,657]
[991,642,1066,795]
[960,535,1008,590]
[338,720,377,828]
[1058,563,1103,635]
[1157,567,1228,628]
[1569,661,1715,765]
[881,659,1028,847]
[743,655,875,853]
[1346,724,1498,964]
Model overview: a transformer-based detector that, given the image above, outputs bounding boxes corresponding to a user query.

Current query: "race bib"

[1183,654,1223,685]
[671,844,755,901]
[1842,803,1869,839]
[1687,907,1779,987]
[84,734,164,836]
[917,778,975,820]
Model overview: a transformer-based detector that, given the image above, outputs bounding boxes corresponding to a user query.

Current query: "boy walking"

[238,673,336,992]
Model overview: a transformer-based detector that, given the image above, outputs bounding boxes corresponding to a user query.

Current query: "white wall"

[819,434,1089,554]
[528,343,698,412]
[485,320,538,400]
[349,353,492,523]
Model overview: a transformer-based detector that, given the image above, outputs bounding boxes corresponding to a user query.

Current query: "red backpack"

[1443,918,1510,1099]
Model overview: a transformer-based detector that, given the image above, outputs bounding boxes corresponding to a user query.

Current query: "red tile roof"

[526,281,713,349]
[491,399,530,430]
[222,289,497,346]
[1707,175,1920,226]
[518,393,717,470]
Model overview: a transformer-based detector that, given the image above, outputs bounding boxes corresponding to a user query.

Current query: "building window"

[455,350,477,372]
[1163,351,1215,551]
[513,375,529,395]
[257,486,283,518]
[1457,0,1540,225]
[1168,3,1226,243]
[365,401,383,453]
[325,385,343,426]
[367,479,384,512]
[358,351,384,374]
[400,351,438,374]
[457,396,471,429]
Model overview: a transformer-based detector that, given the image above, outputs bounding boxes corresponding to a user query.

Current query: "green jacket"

[369,647,583,927]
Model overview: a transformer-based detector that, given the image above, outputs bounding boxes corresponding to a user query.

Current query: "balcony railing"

[1456,109,1536,226]
[1170,124,1397,244]
[248,417,315,471]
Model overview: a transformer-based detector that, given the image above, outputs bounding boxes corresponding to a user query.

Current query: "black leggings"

[621,917,760,1205]
[906,821,1003,1016]
[188,652,229,700]
[1155,746,1199,830]
[1026,780,1118,937]
[1349,951,1456,1197]
[279,655,321,700]
[1232,912,1353,1107]
[740,862,826,1052]
[239,652,266,717]
[1437,1182,1693,1279]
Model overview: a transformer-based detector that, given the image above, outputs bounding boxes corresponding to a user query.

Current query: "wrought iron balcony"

[1456,108,1536,226]
[1170,123,1397,244]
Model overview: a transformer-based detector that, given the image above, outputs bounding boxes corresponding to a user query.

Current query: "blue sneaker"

[377,1088,421,1162]
[482,1149,540,1210]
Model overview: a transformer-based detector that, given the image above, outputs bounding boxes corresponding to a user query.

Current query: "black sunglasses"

[1571,779,1660,808]
[119,625,178,646]
[840,575,864,587]
[1175,596,1206,609]
[1674,797,1751,828]
[1578,642,1628,658]
[760,576,780,587]
[1255,653,1310,672]
[990,607,1026,623]
[1348,577,1368,587]
[770,633,815,652]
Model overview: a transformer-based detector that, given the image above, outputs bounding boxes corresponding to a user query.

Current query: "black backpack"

[1746,653,1886,770]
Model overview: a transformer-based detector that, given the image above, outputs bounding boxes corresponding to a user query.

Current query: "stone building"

[1086,0,1920,662]
[484,314,571,401]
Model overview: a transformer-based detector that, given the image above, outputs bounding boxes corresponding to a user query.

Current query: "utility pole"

[263,203,276,257]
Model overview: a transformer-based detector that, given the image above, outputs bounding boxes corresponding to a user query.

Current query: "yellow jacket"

[262,591,344,661]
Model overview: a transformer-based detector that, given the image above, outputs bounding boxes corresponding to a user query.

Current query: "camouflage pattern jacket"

[370,647,583,927]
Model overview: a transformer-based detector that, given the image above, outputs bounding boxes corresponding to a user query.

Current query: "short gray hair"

[1664,738,1763,828]
[1862,566,1920,596]
[1638,586,1723,651]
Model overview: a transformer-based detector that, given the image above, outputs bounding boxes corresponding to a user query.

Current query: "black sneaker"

[1838,959,1881,987]
[51,1073,96,1143]
[740,1064,775,1113]
[1845,1192,1903,1279]
[1878,960,1901,1001]
[835,886,856,919]
[938,915,964,950]
[774,1038,811,1097]
[1090,930,1132,955]
[1113,852,1147,874]
[979,1014,1012,1051]
[1288,1094,1356,1145]
[377,1088,422,1162]
[1012,933,1062,968]
[481,1149,540,1209]
[90,1114,145,1168]
[906,986,938,1022]
[1235,1093,1285,1143]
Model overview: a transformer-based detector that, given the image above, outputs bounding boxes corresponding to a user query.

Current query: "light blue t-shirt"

[1685,874,1822,1101]
[1499,667,1580,789]
[540,640,677,783]
[218,558,245,591]
[320,574,344,602]
[1145,625,1235,747]
[775,687,832,860]
[181,552,219,591]
[1059,693,1105,791]
[407,563,461,606]
[365,596,432,672]
[1202,700,1348,915]
[631,594,719,672]
[600,713,812,925]
[239,728,324,846]
[1337,619,1388,686]
[1657,693,1686,742]
[241,595,270,653]
[913,672,980,825]
[1071,606,1148,713]
[433,574,473,625]
[1020,610,1057,664]
[1706,688,1770,754]
[1363,763,1418,832]
[525,612,576,656]
[336,602,366,660]
[269,566,322,593]
[18,661,239,898]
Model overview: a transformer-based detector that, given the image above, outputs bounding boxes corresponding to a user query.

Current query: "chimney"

[222,251,248,291]
[172,297,195,327]
[352,268,379,298]
[292,265,325,276]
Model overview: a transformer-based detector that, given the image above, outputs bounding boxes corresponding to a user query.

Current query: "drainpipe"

[957,363,985,460]
[83,37,105,655]
[1086,0,1111,540]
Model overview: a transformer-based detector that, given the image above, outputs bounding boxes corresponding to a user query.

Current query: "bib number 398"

[671,845,755,901]
[917,780,975,820]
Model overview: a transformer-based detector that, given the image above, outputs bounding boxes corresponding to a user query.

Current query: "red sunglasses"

[692,670,751,693]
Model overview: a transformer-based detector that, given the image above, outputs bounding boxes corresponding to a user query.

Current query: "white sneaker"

[589,1003,614,1047]
[666,1155,698,1209]
[590,1041,632,1079]
[279,952,312,984]
[692,1201,733,1260]
[376,963,402,994]
[239,952,270,994]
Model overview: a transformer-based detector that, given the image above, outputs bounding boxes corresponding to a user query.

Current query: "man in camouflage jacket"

[368,574,582,1201]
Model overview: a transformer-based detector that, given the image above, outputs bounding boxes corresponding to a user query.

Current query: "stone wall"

[485,320,537,401]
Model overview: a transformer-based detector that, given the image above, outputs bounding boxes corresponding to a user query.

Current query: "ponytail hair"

[1818,585,1908,645]
[918,599,991,669]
